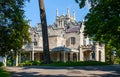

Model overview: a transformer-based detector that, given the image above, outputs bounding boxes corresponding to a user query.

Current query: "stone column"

[4,56,7,67]
[70,52,73,61]
[95,43,99,61]
[32,51,34,61]
[80,47,83,61]
[32,43,34,61]
[101,44,105,62]
[57,52,60,61]
[63,51,66,62]
[76,53,78,61]
[16,53,18,66]
[30,51,31,61]
[95,51,99,61]
[19,53,21,64]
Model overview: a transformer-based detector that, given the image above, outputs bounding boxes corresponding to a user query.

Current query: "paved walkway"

[6,65,120,77]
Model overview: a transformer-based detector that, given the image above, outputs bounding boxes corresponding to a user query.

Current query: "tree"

[0,0,30,56]
[38,0,50,64]
[75,0,120,49]
[105,43,114,64]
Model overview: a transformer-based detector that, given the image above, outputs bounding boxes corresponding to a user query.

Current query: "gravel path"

[6,65,120,77]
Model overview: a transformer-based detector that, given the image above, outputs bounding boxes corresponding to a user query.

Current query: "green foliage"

[105,43,114,64]
[18,61,32,66]
[0,62,4,67]
[114,57,120,64]
[32,60,41,65]
[0,0,31,56]
[18,61,109,66]
[42,61,109,66]
[75,0,120,50]
[18,60,41,66]
[6,60,11,66]
[0,68,10,77]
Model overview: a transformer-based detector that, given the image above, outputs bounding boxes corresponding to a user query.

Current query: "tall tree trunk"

[38,0,50,64]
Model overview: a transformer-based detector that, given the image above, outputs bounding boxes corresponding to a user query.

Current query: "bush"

[0,62,4,67]
[18,61,32,66]
[32,60,41,65]
[25,61,32,66]
[114,58,120,64]
[41,61,109,66]
[6,60,11,66]
[18,60,41,66]
[18,63,25,67]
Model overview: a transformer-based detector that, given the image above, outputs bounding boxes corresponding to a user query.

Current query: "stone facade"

[23,9,105,62]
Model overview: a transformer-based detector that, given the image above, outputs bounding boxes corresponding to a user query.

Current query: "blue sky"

[24,0,89,26]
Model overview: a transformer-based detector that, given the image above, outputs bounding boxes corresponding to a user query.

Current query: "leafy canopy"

[0,0,30,56]
[75,0,120,49]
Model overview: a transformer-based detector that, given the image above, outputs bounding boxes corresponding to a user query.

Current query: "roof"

[52,46,71,52]
[66,26,80,32]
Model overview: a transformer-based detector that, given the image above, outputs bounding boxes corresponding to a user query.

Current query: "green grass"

[0,68,10,77]
[41,61,110,66]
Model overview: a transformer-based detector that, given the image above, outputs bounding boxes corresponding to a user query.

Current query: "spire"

[67,8,70,17]
[62,13,64,16]
[56,9,58,17]
[73,11,76,20]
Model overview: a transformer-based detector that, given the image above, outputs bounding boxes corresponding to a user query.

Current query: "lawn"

[0,68,10,77]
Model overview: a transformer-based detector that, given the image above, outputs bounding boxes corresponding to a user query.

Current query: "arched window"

[34,39,37,46]
[71,37,75,45]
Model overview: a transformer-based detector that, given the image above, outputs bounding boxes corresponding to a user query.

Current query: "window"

[71,37,75,45]
[34,39,37,46]
[67,25,70,29]
[34,35,36,37]
[83,39,86,45]
[34,41,37,46]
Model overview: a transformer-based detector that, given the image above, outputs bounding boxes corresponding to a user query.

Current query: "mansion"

[23,9,105,62]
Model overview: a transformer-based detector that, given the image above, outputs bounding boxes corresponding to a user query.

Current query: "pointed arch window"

[71,37,75,45]
[34,39,37,46]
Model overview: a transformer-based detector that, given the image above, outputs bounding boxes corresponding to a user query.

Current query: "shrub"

[32,60,41,65]
[25,61,32,66]
[0,62,4,67]
[41,61,109,66]
[18,63,26,67]
[114,58,120,64]
[18,61,32,66]
[18,60,41,66]
[6,60,11,66]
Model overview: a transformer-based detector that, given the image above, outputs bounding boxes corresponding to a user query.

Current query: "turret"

[62,13,64,16]
[67,8,70,17]
[56,9,58,17]
[56,9,59,24]
[73,11,76,20]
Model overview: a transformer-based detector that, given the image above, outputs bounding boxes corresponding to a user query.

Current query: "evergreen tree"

[0,0,30,56]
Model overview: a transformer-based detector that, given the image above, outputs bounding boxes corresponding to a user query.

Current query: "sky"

[24,0,89,26]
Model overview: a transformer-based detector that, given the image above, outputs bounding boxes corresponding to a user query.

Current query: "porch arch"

[83,50,92,61]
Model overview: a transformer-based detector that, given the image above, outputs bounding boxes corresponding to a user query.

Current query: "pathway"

[6,65,120,77]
